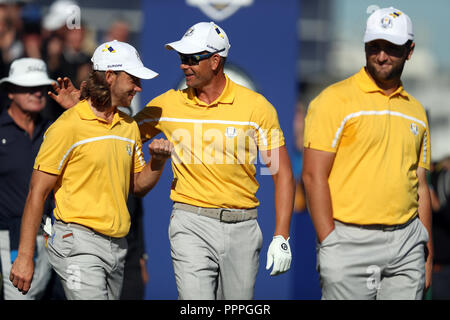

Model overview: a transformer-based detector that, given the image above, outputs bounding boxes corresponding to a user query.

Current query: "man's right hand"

[48,77,83,110]
[9,255,35,295]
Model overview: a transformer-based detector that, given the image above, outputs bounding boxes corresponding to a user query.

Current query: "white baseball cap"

[363,7,414,45]
[43,0,80,31]
[91,40,158,79]
[0,58,54,88]
[165,21,231,57]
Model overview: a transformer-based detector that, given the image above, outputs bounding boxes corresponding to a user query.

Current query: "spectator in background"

[104,18,131,43]
[41,0,92,122]
[0,1,45,109]
[429,157,450,299]
[0,57,60,299]
[0,1,25,80]
[0,1,42,74]
[21,18,41,60]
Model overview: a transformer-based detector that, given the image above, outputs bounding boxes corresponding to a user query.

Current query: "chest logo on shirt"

[126,144,132,156]
[410,123,419,136]
[225,126,237,138]
[1,138,6,144]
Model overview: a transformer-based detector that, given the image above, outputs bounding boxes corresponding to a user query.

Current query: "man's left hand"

[266,235,292,276]
[48,77,82,110]
[149,138,173,161]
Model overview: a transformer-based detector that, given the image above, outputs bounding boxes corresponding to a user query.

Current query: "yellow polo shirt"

[34,100,145,237]
[304,67,430,225]
[134,75,284,208]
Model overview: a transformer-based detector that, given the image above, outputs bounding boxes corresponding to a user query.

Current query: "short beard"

[366,59,406,83]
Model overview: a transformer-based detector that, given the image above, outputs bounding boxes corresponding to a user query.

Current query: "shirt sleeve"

[250,95,285,151]
[34,119,75,175]
[133,123,146,174]
[304,87,345,153]
[419,114,431,170]
[134,96,164,142]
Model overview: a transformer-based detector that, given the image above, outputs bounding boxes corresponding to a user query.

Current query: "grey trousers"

[317,217,429,300]
[47,220,127,300]
[169,207,263,300]
[0,230,52,300]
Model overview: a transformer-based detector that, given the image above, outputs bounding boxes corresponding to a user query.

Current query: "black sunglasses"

[365,41,409,58]
[9,85,49,94]
[179,48,225,66]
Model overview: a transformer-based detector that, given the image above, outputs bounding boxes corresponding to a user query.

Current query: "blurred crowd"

[0,0,133,119]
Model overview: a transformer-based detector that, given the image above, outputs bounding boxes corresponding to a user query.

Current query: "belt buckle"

[219,209,232,222]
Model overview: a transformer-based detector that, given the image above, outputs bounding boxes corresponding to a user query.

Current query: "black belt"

[336,216,418,232]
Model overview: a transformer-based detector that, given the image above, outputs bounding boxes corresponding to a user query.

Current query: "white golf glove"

[266,235,292,276]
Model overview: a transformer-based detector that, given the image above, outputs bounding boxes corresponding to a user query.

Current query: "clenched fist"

[148,138,173,161]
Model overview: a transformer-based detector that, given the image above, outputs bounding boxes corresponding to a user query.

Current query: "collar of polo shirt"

[185,75,235,107]
[356,67,409,98]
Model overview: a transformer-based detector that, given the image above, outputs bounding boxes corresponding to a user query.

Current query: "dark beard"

[366,60,406,82]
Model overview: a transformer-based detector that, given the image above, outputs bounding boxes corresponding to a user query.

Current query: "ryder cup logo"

[186,0,254,21]
[380,16,393,29]
[410,123,419,136]
[225,126,237,138]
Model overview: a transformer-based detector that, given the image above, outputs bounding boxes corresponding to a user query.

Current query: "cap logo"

[380,16,393,29]
[9,64,45,75]
[102,44,116,53]
[206,44,220,51]
[214,26,225,39]
[389,11,403,18]
[183,27,194,38]
[27,65,46,73]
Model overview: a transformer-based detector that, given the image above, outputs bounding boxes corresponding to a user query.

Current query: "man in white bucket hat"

[303,7,432,299]
[9,41,173,300]
[0,57,58,299]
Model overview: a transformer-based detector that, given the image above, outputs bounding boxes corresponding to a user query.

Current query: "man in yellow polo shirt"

[134,22,295,300]
[9,40,172,300]
[302,7,432,299]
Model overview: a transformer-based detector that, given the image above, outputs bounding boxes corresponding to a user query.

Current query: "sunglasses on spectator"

[179,48,225,66]
[10,85,49,94]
